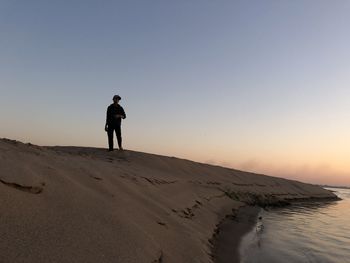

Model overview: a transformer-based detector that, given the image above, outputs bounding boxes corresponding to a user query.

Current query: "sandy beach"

[0,139,339,263]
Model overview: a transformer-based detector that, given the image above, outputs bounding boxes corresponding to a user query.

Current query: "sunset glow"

[1,1,350,186]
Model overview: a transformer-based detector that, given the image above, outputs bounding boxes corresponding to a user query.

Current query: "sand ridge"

[0,139,338,263]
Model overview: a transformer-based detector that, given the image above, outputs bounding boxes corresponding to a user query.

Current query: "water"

[239,188,350,263]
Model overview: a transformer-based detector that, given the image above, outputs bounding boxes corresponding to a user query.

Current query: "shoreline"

[212,205,261,263]
[212,196,340,263]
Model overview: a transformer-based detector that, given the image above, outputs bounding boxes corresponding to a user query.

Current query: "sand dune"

[0,139,338,263]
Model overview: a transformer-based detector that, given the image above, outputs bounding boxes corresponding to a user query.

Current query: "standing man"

[105,95,126,151]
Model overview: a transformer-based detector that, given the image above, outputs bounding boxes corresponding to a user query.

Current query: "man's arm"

[105,106,110,130]
[121,107,126,119]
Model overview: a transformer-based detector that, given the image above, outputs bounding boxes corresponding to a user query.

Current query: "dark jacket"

[106,104,126,127]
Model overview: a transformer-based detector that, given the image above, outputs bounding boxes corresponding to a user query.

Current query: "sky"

[1,0,350,186]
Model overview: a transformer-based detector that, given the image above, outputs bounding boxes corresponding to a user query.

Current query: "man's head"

[113,95,121,104]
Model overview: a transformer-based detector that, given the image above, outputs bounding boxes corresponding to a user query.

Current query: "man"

[105,95,126,151]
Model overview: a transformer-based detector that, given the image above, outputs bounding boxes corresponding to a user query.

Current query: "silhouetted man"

[105,95,126,151]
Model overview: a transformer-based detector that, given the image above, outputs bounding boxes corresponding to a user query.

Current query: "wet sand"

[213,206,261,263]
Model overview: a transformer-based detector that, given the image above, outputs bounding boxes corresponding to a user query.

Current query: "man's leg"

[107,127,114,151]
[115,125,123,150]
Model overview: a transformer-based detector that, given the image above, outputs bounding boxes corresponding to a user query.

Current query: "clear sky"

[1,0,350,186]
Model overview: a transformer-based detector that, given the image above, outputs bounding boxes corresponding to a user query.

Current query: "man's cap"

[113,95,121,100]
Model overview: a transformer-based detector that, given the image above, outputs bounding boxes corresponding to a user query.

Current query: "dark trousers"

[107,125,122,150]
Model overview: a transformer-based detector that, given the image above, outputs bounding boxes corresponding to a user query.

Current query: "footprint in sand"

[0,179,44,194]
[90,176,103,181]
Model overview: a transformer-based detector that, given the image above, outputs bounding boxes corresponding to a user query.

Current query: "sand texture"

[0,139,338,263]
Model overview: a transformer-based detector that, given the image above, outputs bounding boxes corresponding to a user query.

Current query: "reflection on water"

[240,188,350,263]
